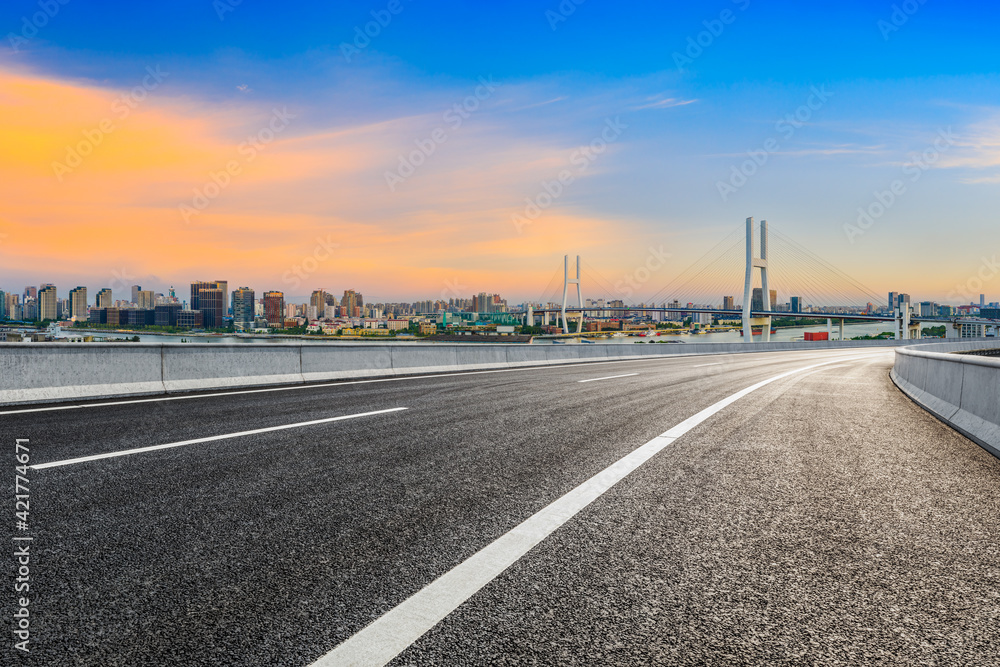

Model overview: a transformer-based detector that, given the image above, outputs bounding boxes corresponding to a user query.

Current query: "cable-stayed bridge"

[526,218,992,339]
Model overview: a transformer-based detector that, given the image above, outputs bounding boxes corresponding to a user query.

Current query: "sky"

[2,0,1000,305]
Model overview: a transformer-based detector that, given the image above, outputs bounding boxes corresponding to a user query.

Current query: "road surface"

[5,347,999,665]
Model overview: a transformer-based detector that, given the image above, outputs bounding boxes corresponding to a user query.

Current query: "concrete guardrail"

[892,341,1000,458]
[0,337,993,407]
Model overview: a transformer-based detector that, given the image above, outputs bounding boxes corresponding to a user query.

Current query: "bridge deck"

[10,347,999,665]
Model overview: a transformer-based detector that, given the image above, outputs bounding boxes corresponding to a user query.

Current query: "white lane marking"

[0,349,883,416]
[577,373,639,383]
[29,407,408,470]
[310,355,867,667]
[692,362,723,368]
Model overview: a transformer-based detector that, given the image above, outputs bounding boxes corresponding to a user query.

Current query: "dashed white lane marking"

[29,408,408,470]
[577,373,639,383]
[692,362,723,367]
[310,356,867,667]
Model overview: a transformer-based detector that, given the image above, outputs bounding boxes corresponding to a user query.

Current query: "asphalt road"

[4,347,999,666]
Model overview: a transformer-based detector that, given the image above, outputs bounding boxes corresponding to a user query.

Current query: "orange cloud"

[0,65,655,302]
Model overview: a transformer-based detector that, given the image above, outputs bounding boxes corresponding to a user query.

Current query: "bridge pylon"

[742,218,771,344]
[561,255,584,335]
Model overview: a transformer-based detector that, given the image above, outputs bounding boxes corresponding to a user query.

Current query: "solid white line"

[29,407,408,470]
[0,348,880,416]
[310,356,865,667]
[692,362,723,368]
[577,373,639,383]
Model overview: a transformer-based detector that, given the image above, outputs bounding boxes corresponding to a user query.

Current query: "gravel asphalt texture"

[3,347,998,665]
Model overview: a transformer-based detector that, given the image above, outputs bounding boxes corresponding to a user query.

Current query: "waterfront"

[58,322,905,345]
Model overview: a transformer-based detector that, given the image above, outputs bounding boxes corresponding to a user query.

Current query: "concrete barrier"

[891,341,1000,458]
[162,345,302,393]
[0,345,164,404]
[503,345,551,368]
[301,345,393,382]
[1,337,994,407]
[389,345,460,375]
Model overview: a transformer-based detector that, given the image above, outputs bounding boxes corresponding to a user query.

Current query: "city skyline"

[2,2,1000,302]
[3,276,996,314]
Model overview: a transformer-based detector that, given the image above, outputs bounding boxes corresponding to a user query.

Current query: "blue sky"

[2,0,1000,303]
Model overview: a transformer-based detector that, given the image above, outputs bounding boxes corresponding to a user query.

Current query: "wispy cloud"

[508,96,568,112]
[630,96,698,111]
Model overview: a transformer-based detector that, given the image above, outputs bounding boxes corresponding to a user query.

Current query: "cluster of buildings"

[0,282,511,336]
[4,279,999,341]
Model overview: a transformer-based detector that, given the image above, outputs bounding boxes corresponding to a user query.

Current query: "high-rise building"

[263,292,285,327]
[190,281,207,310]
[24,286,37,302]
[790,296,803,313]
[888,291,898,310]
[751,288,777,312]
[232,287,255,330]
[131,285,142,304]
[136,290,155,309]
[919,301,939,317]
[723,296,735,311]
[341,290,364,318]
[310,290,327,313]
[96,288,113,308]
[198,288,225,328]
[191,281,228,325]
[68,286,88,320]
[214,280,228,316]
[0,290,5,321]
[38,284,57,321]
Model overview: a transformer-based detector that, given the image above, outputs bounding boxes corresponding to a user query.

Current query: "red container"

[804,331,829,341]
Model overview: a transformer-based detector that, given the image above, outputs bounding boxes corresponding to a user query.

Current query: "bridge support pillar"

[561,255,583,335]
[839,318,844,341]
[902,306,911,340]
[827,318,833,340]
[526,305,533,327]
[742,217,770,344]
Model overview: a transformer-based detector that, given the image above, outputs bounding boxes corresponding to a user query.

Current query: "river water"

[70,322,905,345]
